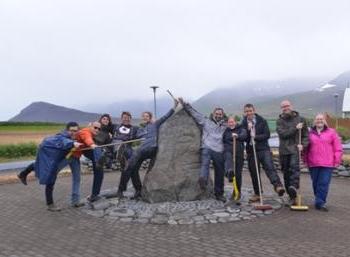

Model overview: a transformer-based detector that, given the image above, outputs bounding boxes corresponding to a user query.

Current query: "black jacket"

[276,111,309,155]
[113,124,138,142]
[94,124,114,145]
[241,114,271,153]
[223,124,247,156]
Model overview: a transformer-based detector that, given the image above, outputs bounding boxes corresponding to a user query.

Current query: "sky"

[1,0,350,120]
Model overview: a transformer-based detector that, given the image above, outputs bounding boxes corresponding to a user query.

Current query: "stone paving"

[84,187,282,225]
[1,171,350,257]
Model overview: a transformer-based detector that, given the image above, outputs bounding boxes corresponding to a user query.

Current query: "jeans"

[21,159,81,205]
[280,154,300,197]
[200,148,225,196]
[56,157,81,204]
[118,146,157,192]
[309,167,333,208]
[224,151,244,193]
[247,150,282,195]
[83,148,104,197]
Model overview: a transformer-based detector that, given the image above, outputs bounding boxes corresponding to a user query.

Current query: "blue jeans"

[83,148,104,197]
[57,157,81,204]
[309,167,333,208]
[200,148,225,196]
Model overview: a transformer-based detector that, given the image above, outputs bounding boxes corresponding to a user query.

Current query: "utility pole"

[334,93,339,129]
[150,86,159,119]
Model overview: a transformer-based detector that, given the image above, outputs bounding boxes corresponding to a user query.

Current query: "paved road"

[0,172,349,257]
[0,160,34,172]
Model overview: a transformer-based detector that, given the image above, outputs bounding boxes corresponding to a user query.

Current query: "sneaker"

[215,195,226,203]
[87,195,101,203]
[131,190,142,200]
[275,185,285,197]
[198,177,207,191]
[17,173,27,186]
[71,202,85,208]
[288,186,297,199]
[316,205,329,212]
[249,195,261,203]
[47,204,61,212]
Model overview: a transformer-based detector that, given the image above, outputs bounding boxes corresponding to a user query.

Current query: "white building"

[343,87,350,118]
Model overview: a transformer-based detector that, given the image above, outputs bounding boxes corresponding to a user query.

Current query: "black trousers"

[118,147,157,192]
[224,151,244,193]
[280,153,300,197]
[19,162,35,177]
[45,183,54,205]
[247,150,282,195]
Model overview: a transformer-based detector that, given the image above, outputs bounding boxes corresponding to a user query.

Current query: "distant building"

[343,87,350,118]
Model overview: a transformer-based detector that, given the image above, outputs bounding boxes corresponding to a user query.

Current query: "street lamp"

[333,93,339,129]
[150,86,159,119]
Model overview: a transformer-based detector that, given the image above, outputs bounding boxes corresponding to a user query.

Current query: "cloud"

[1,0,350,120]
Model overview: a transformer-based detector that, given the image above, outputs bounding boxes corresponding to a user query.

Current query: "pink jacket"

[304,127,343,168]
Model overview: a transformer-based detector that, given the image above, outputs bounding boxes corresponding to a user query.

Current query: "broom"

[290,128,309,211]
[251,129,273,211]
[231,135,240,202]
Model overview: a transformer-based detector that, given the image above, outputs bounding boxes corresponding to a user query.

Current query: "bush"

[336,126,350,142]
[0,143,38,158]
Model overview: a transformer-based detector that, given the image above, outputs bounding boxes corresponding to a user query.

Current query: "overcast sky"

[1,0,350,120]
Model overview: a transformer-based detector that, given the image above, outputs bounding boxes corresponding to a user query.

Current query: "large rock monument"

[142,107,210,203]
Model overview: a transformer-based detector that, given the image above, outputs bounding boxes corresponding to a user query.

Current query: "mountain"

[253,71,350,118]
[79,97,174,118]
[192,77,328,116]
[10,102,107,123]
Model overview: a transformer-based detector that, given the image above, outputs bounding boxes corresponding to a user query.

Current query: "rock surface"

[142,108,210,203]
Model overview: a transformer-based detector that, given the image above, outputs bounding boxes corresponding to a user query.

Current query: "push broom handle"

[66,138,144,159]
[252,134,264,206]
[297,128,302,206]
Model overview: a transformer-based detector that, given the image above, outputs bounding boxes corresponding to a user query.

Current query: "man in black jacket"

[223,116,247,198]
[241,104,285,202]
[276,100,309,204]
[113,111,139,171]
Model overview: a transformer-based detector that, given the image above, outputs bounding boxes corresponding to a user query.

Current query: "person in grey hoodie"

[179,98,227,202]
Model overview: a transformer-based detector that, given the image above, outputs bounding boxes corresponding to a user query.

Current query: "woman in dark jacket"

[223,117,247,198]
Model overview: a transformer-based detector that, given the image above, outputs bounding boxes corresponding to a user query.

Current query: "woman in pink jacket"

[304,114,343,211]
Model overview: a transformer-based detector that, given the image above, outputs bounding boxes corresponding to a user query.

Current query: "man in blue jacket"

[116,99,178,199]
[18,122,82,211]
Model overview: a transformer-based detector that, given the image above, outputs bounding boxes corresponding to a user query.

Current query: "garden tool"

[290,128,309,211]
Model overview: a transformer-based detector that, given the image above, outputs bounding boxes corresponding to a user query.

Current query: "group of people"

[17,98,343,212]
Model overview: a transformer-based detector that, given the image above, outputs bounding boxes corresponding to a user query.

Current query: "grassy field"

[0,122,64,162]
[0,122,64,145]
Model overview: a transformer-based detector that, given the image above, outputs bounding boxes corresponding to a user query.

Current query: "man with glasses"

[74,121,104,203]
[17,122,83,211]
[276,100,309,205]
[179,98,228,202]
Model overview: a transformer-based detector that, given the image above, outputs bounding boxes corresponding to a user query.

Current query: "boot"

[274,185,285,197]
[131,190,142,200]
[116,189,125,199]
[17,173,27,186]
[215,194,226,203]
[288,186,297,199]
